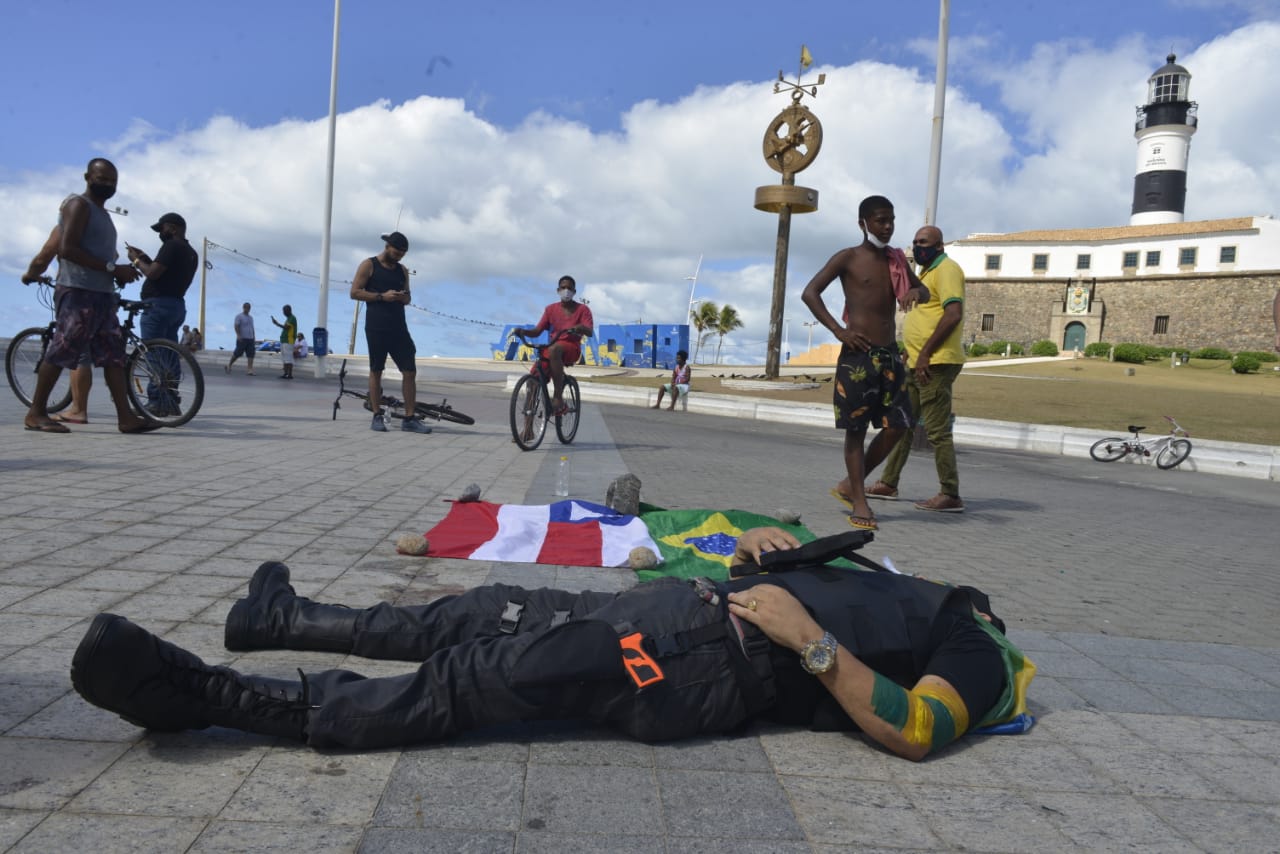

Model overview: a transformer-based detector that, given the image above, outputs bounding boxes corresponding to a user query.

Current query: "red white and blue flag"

[424,500,663,568]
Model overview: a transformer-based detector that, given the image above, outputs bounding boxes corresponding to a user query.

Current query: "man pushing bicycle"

[512,275,593,414]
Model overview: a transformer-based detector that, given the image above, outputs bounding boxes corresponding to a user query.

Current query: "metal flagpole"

[923,0,950,226]
[314,0,341,377]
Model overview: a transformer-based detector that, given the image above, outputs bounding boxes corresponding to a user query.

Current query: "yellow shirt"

[903,254,965,366]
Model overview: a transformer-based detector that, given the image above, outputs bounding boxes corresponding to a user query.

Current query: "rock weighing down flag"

[425,500,662,568]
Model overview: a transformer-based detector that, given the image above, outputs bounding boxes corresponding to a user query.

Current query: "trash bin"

[312,327,328,357]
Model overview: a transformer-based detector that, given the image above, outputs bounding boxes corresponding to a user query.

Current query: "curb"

[502,376,1280,482]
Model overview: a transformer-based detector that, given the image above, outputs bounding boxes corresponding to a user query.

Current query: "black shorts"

[233,338,255,359]
[366,325,416,374]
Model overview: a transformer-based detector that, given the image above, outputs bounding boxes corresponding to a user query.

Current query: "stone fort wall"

[963,271,1279,352]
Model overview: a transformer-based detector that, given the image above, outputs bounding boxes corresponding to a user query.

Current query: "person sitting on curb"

[70,526,1029,761]
[652,350,691,411]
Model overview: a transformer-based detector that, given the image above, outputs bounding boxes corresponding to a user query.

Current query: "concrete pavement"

[1,364,1278,852]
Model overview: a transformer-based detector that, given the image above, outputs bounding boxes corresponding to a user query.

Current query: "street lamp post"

[803,320,818,351]
[684,254,703,326]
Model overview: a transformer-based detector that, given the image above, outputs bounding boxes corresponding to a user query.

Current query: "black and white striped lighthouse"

[1130,54,1198,225]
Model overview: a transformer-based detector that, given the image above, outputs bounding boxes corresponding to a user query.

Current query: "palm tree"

[713,304,744,364]
[690,301,719,363]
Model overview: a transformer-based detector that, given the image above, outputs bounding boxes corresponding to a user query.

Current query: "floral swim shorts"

[833,345,911,432]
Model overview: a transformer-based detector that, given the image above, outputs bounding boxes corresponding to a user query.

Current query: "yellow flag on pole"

[800,45,813,70]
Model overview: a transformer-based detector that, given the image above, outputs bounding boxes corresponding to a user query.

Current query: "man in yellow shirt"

[865,225,966,512]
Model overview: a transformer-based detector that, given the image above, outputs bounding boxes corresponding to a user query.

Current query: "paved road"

[0,367,1277,852]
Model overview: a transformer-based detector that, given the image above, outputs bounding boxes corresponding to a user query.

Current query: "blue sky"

[2,0,1277,360]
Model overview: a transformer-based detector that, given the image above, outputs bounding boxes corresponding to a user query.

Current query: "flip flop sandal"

[50,413,88,424]
[847,514,879,532]
[25,421,70,433]
[829,488,854,511]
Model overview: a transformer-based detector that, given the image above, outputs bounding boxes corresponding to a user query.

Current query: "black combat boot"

[71,613,311,740]
[224,562,357,653]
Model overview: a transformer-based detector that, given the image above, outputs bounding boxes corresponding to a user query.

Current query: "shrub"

[1145,346,1176,359]
[988,340,1024,356]
[1112,343,1147,364]
[967,342,989,357]
[1029,339,1059,357]
[1231,353,1261,374]
[1083,342,1112,358]
[1191,347,1232,360]
[1234,350,1279,363]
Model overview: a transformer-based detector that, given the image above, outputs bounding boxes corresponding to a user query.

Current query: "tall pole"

[923,0,950,226]
[765,174,794,377]
[198,236,208,340]
[684,254,703,327]
[314,0,341,378]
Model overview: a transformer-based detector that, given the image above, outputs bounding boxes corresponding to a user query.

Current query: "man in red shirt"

[513,275,594,412]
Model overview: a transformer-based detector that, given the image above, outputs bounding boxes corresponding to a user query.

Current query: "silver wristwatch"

[800,631,838,675]
[105,262,116,273]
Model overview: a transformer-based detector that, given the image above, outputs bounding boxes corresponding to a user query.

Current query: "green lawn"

[580,357,1280,445]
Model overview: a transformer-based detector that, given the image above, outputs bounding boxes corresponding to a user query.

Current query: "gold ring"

[747,599,758,612]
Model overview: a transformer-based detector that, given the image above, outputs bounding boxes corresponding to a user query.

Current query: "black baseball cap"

[151,212,186,232]
[381,231,409,251]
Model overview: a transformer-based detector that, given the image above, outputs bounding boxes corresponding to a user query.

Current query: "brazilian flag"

[636,504,814,583]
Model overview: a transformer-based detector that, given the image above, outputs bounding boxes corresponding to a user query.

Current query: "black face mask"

[158,230,173,242]
[88,182,116,201]
[912,244,942,267]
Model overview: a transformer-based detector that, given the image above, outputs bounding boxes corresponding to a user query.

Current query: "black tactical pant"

[304,578,758,749]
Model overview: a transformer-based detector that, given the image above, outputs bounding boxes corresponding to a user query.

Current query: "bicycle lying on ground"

[508,330,580,451]
[331,359,475,426]
[1088,416,1192,470]
[6,278,204,427]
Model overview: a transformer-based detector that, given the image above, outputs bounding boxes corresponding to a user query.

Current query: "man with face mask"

[512,275,594,414]
[127,212,199,416]
[22,158,158,434]
[801,196,930,532]
[853,226,967,512]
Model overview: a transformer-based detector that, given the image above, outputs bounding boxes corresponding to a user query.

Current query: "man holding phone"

[349,232,431,433]
[126,213,199,415]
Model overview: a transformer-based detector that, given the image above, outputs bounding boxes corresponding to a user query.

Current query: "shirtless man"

[801,195,929,531]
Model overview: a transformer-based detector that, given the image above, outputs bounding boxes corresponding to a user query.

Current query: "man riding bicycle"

[512,275,593,414]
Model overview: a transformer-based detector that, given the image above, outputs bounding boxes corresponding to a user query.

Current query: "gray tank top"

[56,193,117,293]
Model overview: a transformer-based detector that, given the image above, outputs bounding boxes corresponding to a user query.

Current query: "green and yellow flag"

[637,505,813,582]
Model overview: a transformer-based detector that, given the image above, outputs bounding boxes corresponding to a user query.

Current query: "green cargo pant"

[879,362,962,497]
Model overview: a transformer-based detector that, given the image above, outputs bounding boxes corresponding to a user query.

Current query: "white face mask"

[862,226,888,249]
[558,288,574,303]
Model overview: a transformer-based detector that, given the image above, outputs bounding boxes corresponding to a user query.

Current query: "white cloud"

[3,23,1278,363]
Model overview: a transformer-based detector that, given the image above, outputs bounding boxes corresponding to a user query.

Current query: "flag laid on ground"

[425,499,661,568]
[635,505,814,582]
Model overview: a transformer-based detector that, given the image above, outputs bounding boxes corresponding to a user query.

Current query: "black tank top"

[364,256,408,331]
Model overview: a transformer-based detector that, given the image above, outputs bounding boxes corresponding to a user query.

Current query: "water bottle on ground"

[554,455,570,496]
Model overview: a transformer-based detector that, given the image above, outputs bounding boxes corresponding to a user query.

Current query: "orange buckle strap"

[619,632,665,688]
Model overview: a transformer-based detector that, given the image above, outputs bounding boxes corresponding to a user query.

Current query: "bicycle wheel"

[510,375,550,451]
[6,327,72,413]
[416,401,476,425]
[555,375,581,444]
[1156,438,1192,470]
[126,339,204,427]
[1089,437,1128,462]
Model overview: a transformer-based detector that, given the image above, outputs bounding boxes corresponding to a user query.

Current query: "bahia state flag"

[425,500,663,568]
[636,505,814,583]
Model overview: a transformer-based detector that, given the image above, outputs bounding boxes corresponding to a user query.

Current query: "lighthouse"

[1130,54,1198,225]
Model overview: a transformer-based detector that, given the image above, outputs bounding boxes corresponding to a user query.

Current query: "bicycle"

[508,330,580,451]
[331,359,475,426]
[6,278,205,427]
[1088,416,1192,470]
